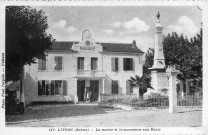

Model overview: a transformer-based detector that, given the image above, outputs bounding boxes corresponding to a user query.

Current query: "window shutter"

[115,58,118,71]
[43,60,46,70]
[111,58,115,71]
[63,80,67,96]
[38,59,42,70]
[116,80,119,94]
[42,81,46,95]
[91,58,93,70]
[123,58,126,71]
[51,81,55,95]
[81,58,84,70]
[111,81,114,94]
[130,81,133,94]
[95,58,97,70]
[38,81,41,95]
[126,80,130,94]
[46,80,50,95]
[58,57,62,70]
[130,58,134,71]
[54,57,58,70]
[115,80,118,94]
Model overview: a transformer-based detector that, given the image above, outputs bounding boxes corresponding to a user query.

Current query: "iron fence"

[177,94,202,106]
[99,93,202,108]
[130,97,169,108]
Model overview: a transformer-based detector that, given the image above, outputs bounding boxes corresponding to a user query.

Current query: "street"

[6,103,202,127]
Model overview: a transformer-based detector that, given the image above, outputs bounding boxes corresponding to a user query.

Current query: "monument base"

[150,70,169,90]
[144,70,169,99]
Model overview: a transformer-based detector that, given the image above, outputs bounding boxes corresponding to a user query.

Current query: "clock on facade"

[85,40,91,46]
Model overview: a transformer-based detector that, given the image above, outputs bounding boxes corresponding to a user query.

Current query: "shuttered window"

[123,58,133,71]
[38,80,67,96]
[54,56,63,70]
[91,57,98,70]
[111,58,118,71]
[77,57,84,70]
[112,80,119,94]
[126,80,133,94]
[55,80,62,95]
[38,57,46,70]
[38,80,49,95]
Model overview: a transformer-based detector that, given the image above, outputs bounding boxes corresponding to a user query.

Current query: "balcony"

[75,70,105,78]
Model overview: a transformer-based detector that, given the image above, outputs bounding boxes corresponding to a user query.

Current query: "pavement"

[5,103,202,127]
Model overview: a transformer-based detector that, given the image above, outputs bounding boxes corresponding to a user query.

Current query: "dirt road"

[6,104,202,127]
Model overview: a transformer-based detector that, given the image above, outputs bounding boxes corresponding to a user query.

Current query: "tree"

[163,30,202,81]
[143,48,154,75]
[6,6,54,82]
[129,74,153,99]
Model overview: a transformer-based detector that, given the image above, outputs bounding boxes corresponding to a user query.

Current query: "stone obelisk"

[149,12,168,92]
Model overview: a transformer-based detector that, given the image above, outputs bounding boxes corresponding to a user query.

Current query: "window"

[126,80,133,94]
[38,57,46,70]
[77,57,84,70]
[123,58,133,71]
[54,56,63,70]
[91,57,98,70]
[112,80,119,94]
[111,57,118,71]
[38,80,50,96]
[38,80,67,96]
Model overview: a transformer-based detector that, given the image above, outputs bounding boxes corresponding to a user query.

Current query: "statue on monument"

[156,12,160,20]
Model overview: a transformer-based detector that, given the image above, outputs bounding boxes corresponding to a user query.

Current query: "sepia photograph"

[1,2,208,134]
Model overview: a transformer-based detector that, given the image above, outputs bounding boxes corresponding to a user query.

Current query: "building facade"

[23,29,144,104]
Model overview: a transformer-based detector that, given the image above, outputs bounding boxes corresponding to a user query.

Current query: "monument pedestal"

[144,69,168,99]
[151,70,169,92]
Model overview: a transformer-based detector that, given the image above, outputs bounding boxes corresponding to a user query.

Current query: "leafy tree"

[129,74,153,99]
[6,6,54,82]
[143,48,154,75]
[163,30,202,81]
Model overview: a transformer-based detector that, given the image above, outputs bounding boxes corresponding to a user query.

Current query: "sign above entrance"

[75,45,103,52]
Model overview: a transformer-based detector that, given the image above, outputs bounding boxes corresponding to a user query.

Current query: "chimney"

[132,40,137,48]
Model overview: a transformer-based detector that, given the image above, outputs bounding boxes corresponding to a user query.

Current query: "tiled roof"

[101,43,144,53]
[50,41,76,51]
[50,41,144,54]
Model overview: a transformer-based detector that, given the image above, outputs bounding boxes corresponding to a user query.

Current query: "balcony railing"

[76,70,105,77]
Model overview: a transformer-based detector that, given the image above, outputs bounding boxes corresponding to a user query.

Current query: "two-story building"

[23,29,144,104]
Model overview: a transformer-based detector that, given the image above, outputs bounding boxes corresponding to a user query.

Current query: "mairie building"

[23,29,144,104]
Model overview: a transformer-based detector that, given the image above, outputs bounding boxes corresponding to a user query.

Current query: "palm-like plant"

[129,74,153,99]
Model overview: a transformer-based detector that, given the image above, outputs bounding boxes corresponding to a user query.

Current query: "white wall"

[23,51,143,104]
[103,52,143,94]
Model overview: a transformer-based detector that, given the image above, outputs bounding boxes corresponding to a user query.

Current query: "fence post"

[166,66,180,113]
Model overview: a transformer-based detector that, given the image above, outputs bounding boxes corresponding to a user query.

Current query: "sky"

[34,6,202,52]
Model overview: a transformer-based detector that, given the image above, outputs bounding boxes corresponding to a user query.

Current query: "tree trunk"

[19,65,25,105]
[138,88,144,99]
[139,92,144,99]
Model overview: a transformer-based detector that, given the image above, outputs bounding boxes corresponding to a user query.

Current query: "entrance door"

[90,80,99,102]
[77,80,85,101]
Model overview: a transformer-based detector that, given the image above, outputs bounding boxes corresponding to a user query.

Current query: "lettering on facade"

[79,46,96,51]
